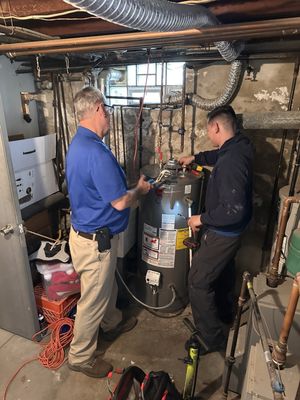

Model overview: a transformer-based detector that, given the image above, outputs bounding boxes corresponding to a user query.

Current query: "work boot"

[101,316,137,342]
[68,356,113,378]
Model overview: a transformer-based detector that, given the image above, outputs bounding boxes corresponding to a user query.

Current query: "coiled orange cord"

[33,317,74,369]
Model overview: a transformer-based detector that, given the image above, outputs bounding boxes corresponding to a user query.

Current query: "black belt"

[77,231,97,240]
[74,229,113,240]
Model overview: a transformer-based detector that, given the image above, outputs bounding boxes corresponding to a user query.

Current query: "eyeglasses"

[103,103,114,115]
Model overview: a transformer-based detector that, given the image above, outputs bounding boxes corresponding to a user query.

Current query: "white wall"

[0,56,39,138]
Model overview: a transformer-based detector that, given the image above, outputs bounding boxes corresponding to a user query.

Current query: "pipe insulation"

[63,0,243,62]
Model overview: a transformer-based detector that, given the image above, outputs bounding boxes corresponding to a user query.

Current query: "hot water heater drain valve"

[145,270,161,287]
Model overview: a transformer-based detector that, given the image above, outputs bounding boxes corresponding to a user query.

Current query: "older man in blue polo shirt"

[66,86,150,378]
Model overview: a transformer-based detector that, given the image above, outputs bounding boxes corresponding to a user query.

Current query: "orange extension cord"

[2,317,74,400]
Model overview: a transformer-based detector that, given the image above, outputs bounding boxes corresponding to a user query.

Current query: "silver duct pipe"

[97,68,124,94]
[165,61,242,111]
[63,0,243,62]
[191,60,242,110]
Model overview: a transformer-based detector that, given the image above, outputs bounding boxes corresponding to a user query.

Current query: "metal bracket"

[0,224,14,236]
[0,223,24,236]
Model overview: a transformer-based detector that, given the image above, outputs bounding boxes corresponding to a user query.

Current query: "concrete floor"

[0,305,239,400]
[0,232,263,400]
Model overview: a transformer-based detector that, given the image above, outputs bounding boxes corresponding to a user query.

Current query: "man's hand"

[136,175,151,195]
[188,215,202,235]
[111,175,151,211]
[179,155,195,166]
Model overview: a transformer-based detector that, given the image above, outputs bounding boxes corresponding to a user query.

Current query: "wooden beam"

[6,0,300,38]
[2,0,74,17]
[209,0,300,23]
[18,20,132,37]
[238,112,300,130]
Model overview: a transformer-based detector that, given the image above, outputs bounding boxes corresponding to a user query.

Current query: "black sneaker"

[101,316,137,342]
[68,356,113,378]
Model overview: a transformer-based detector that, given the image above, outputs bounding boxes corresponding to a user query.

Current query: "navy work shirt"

[195,133,253,236]
[66,126,129,235]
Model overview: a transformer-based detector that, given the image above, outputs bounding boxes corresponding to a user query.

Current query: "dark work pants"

[188,230,241,350]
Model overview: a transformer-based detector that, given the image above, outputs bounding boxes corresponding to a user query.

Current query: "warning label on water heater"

[141,223,177,268]
[161,214,175,230]
[176,228,189,250]
[143,232,159,250]
[158,229,176,268]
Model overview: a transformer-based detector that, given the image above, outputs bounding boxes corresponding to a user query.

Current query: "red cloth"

[45,270,80,300]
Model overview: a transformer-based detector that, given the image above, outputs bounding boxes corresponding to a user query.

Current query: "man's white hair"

[74,86,105,121]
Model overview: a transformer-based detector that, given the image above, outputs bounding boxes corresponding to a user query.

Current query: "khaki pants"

[68,227,122,365]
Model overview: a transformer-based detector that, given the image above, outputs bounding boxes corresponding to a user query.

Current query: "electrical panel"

[9,134,58,209]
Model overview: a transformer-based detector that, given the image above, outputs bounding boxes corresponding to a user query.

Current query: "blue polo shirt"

[66,126,129,235]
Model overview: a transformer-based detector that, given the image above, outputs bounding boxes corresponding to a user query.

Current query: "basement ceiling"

[1,0,300,37]
[0,0,300,70]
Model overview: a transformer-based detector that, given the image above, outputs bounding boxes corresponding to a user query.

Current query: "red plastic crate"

[34,285,79,323]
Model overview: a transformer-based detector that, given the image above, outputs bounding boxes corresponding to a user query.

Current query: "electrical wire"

[115,268,177,310]
[0,9,85,20]
[2,318,74,400]
[33,318,74,369]
[2,358,38,400]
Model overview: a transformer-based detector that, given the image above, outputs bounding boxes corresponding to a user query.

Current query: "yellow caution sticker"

[176,228,189,250]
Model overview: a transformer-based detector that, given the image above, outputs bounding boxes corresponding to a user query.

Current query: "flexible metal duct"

[63,0,243,62]
[190,60,242,110]
[166,60,243,110]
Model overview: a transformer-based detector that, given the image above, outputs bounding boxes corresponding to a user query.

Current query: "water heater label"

[142,247,159,262]
[176,228,189,250]
[158,229,176,268]
[162,214,175,230]
[143,232,159,250]
[144,222,157,237]
[184,185,192,194]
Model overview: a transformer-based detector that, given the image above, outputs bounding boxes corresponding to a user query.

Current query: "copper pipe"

[1,17,300,57]
[267,196,300,287]
[272,273,300,367]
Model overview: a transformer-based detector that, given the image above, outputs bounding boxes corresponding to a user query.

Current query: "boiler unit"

[137,159,205,313]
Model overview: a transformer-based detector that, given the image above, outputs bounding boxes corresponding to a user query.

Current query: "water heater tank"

[137,160,205,313]
[271,185,300,273]
[286,228,300,276]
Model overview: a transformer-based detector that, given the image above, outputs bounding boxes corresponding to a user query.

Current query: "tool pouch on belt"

[95,227,111,252]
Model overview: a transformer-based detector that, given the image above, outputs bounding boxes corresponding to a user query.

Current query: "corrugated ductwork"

[165,61,242,111]
[190,60,243,110]
[63,0,243,62]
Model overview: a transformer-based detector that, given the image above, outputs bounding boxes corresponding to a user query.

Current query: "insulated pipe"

[267,196,300,288]
[272,273,300,368]
[63,0,242,62]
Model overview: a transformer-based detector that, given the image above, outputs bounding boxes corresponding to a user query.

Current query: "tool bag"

[110,366,182,400]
